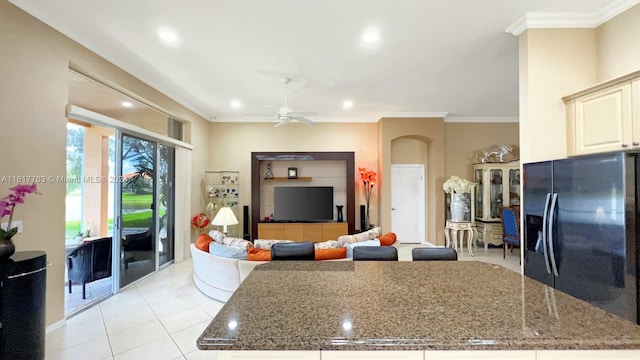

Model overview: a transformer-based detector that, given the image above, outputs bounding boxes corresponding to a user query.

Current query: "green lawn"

[65,193,165,240]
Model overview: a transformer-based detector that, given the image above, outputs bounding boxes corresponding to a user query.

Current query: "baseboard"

[46,318,66,334]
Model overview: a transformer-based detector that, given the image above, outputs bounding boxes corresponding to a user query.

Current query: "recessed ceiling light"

[343,100,354,110]
[361,27,380,47]
[230,99,243,110]
[157,28,180,45]
[121,101,133,108]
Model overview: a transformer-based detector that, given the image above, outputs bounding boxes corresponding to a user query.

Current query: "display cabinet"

[473,162,520,246]
[205,171,240,238]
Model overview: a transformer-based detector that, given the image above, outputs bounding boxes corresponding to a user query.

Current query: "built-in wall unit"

[251,152,355,240]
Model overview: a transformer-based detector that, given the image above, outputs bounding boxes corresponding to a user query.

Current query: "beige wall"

[518,29,597,163]
[0,1,210,327]
[444,122,520,181]
[596,4,640,82]
[205,122,378,230]
[379,118,445,245]
[519,5,640,163]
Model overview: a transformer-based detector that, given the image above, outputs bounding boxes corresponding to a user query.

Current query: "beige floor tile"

[45,335,112,360]
[113,335,182,360]
[160,306,212,334]
[103,305,158,334]
[170,320,211,354]
[108,319,169,355]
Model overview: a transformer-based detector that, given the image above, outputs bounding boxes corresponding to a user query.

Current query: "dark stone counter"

[198,261,640,351]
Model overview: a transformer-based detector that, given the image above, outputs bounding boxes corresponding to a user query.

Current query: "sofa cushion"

[314,240,338,249]
[209,242,248,260]
[222,236,253,249]
[247,247,272,261]
[337,227,382,247]
[378,232,397,246]
[315,247,347,260]
[253,239,294,249]
[195,234,214,252]
[209,230,227,244]
[345,239,381,258]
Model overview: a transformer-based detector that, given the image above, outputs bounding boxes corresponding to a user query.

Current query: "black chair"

[67,237,113,299]
[411,247,458,261]
[501,207,521,262]
[353,246,398,261]
[271,242,315,260]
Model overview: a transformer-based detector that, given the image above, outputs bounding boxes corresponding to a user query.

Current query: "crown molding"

[379,112,449,119]
[445,116,519,123]
[505,0,640,36]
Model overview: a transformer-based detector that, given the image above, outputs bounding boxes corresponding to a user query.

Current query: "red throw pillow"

[315,247,347,260]
[247,247,271,261]
[378,232,397,246]
[195,234,214,252]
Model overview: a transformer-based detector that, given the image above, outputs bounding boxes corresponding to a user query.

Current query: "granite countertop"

[197,261,640,351]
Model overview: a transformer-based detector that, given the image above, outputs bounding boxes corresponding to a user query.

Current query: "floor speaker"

[360,205,366,232]
[243,205,250,240]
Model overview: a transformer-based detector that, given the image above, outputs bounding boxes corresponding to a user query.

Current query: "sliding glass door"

[119,134,157,287]
[159,144,175,267]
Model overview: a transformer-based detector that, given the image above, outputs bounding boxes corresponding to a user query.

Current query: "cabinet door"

[258,223,283,240]
[283,223,304,241]
[323,223,348,241]
[573,82,632,155]
[633,79,640,149]
[302,223,323,242]
[488,168,503,220]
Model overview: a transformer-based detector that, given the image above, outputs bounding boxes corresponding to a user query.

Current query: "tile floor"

[45,244,521,360]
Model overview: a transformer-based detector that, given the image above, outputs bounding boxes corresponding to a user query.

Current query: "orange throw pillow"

[315,247,347,260]
[247,247,271,261]
[195,234,213,252]
[378,232,397,246]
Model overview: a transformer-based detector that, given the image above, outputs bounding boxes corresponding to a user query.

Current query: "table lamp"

[212,207,238,234]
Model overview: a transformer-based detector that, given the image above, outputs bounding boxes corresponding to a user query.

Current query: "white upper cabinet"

[564,70,640,156]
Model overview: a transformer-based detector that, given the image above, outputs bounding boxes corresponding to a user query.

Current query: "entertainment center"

[250,152,355,240]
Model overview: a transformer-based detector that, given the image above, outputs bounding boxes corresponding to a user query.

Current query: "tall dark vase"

[336,205,344,222]
[359,205,366,231]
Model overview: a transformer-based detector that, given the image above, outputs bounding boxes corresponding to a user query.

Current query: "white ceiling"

[10,0,630,123]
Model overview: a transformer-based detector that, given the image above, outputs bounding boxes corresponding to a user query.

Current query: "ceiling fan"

[248,78,318,127]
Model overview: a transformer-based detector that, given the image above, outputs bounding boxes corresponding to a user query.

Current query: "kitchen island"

[198,261,640,359]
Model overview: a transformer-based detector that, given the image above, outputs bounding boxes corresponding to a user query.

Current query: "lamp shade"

[212,207,238,233]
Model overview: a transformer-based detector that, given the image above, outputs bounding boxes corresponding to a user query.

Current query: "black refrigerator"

[523,152,638,323]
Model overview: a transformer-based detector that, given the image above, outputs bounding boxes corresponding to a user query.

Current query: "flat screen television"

[274,186,334,222]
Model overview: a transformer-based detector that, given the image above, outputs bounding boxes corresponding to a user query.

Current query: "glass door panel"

[509,169,521,206]
[159,145,175,267]
[489,169,503,218]
[474,169,483,219]
[120,134,156,287]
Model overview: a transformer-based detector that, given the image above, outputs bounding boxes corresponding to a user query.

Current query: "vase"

[336,205,344,222]
[365,205,371,229]
[0,239,16,260]
[450,193,467,222]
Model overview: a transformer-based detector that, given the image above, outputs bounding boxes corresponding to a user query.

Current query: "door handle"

[548,193,559,276]
[542,193,552,275]
[391,208,397,210]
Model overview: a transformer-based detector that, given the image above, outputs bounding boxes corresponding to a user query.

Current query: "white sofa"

[190,244,266,302]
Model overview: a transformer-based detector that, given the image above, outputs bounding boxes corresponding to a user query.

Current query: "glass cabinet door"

[509,169,520,206]
[474,169,483,219]
[489,169,503,218]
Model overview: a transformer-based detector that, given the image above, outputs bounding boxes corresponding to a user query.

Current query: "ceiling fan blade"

[286,111,319,116]
[273,119,290,128]
[293,116,315,126]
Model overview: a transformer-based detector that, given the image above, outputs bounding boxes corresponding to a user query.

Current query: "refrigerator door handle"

[542,193,552,275]
[548,192,559,276]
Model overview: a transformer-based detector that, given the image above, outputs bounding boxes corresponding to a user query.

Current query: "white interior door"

[391,164,425,244]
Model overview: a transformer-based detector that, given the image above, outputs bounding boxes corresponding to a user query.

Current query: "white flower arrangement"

[443,175,474,194]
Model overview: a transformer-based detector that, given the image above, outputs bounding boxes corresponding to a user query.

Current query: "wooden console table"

[257,222,348,242]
